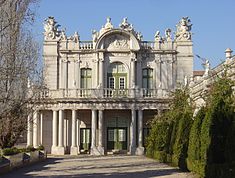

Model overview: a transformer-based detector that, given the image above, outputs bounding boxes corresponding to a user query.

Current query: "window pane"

[109,77,115,89]
[143,69,147,76]
[81,69,85,76]
[143,78,147,88]
[87,78,92,88]
[87,69,92,76]
[149,69,153,77]
[119,77,125,89]
[149,78,153,88]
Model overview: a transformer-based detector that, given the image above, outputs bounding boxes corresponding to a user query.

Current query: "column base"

[70,146,78,155]
[129,146,136,155]
[97,146,105,155]
[51,146,57,155]
[90,146,103,155]
[52,146,65,155]
[136,146,145,155]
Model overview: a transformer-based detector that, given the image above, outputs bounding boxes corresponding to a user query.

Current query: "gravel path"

[1,155,195,178]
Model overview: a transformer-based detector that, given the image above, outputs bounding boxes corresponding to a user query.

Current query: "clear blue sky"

[33,0,235,70]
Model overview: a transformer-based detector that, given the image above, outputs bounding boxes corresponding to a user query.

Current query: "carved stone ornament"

[60,28,67,40]
[100,17,114,35]
[92,30,99,42]
[105,34,129,50]
[69,31,80,43]
[175,17,192,41]
[44,16,61,40]
[154,31,162,42]
[165,28,172,41]
[119,17,133,32]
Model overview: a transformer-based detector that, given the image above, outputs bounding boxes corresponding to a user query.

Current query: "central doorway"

[107,127,127,150]
[106,115,129,151]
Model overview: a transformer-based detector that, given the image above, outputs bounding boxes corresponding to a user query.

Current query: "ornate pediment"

[104,34,130,50]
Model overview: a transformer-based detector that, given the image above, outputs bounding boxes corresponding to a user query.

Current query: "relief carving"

[105,34,130,50]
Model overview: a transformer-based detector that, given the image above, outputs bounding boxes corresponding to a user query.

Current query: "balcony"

[41,88,170,100]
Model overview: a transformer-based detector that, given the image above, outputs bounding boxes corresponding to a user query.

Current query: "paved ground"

[1,155,195,178]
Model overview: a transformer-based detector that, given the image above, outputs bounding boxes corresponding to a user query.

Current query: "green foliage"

[26,146,36,152]
[187,107,206,174]
[2,147,20,156]
[172,110,193,170]
[187,75,235,177]
[37,145,44,151]
[146,87,193,169]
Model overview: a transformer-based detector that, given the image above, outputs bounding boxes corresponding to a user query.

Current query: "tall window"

[142,68,153,89]
[81,68,92,88]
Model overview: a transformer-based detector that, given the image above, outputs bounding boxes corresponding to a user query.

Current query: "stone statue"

[44,16,61,40]
[203,59,210,77]
[136,32,143,41]
[104,17,113,30]
[165,28,172,41]
[184,75,188,86]
[154,31,162,42]
[73,31,80,43]
[60,28,67,40]
[175,17,192,41]
[119,17,133,31]
[92,30,99,42]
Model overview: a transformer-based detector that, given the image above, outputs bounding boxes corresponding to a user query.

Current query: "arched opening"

[107,62,127,96]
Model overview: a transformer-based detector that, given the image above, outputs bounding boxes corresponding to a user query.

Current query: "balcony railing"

[40,88,170,99]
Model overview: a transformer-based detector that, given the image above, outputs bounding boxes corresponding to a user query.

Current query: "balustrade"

[41,88,170,99]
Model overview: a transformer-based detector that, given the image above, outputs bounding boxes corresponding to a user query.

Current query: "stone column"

[75,59,81,89]
[136,109,145,155]
[99,58,104,87]
[131,58,136,88]
[58,109,65,155]
[27,113,33,147]
[76,118,81,153]
[129,109,136,154]
[168,59,173,89]
[91,109,98,155]
[97,110,104,155]
[33,111,39,148]
[51,110,58,154]
[64,59,68,89]
[39,112,43,145]
[70,109,78,155]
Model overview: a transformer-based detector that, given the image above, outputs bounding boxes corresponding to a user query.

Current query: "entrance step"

[107,150,127,155]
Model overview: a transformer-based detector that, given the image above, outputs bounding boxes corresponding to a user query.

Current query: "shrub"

[37,145,44,151]
[26,146,36,152]
[2,147,20,156]
[187,107,205,173]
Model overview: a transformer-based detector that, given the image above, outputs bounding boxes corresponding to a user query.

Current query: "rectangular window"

[119,77,125,89]
[109,77,115,89]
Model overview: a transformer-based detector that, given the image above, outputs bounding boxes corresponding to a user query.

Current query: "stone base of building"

[97,146,105,155]
[51,146,57,155]
[90,146,104,155]
[51,146,65,155]
[135,146,145,155]
[129,146,136,155]
[70,146,78,155]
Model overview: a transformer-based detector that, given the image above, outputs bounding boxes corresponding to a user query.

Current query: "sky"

[32,0,235,70]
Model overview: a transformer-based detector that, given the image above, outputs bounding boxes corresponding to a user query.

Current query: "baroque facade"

[27,17,194,155]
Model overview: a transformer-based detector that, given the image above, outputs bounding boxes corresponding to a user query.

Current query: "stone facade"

[27,17,194,155]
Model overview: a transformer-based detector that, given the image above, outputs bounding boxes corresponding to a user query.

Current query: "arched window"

[107,62,127,89]
[142,68,153,89]
[81,68,92,89]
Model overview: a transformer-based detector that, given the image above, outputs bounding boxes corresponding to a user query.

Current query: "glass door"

[107,127,127,150]
[80,128,91,153]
